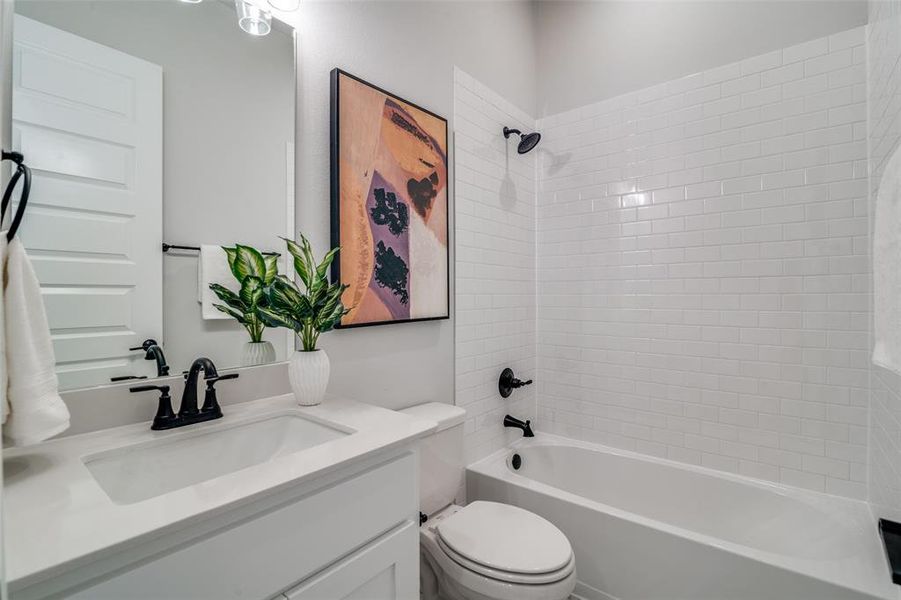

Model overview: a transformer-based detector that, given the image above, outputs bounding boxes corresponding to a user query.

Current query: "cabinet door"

[284,522,418,600]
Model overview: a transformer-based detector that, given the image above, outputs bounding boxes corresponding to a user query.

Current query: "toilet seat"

[436,501,574,576]
[419,505,577,600]
[436,535,576,585]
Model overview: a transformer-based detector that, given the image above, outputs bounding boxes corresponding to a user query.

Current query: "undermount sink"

[83,413,351,505]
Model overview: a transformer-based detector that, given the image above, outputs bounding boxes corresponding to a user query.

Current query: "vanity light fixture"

[235,0,272,36]
[268,0,299,11]
[179,0,203,3]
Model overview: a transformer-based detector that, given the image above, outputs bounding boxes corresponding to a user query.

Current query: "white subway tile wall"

[536,27,869,498]
[454,68,537,464]
[868,0,901,520]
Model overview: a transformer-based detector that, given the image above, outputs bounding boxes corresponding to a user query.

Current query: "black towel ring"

[1,150,31,242]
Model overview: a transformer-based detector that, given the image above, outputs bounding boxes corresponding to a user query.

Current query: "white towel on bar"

[198,244,233,320]
[3,238,70,445]
[0,234,7,425]
[873,145,901,374]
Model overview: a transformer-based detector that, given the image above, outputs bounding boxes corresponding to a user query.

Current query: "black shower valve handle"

[499,368,533,398]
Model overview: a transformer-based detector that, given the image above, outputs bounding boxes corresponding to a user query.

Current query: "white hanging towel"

[0,234,7,425]
[198,245,233,320]
[873,144,901,374]
[3,237,70,445]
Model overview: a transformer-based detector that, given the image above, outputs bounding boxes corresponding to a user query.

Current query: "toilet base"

[421,548,494,600]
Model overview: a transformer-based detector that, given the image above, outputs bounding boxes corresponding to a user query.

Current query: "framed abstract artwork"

[330,69,449,328]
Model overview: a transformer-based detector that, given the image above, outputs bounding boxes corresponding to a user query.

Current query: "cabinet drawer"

[68,453,416,600]
[281,521,418,600]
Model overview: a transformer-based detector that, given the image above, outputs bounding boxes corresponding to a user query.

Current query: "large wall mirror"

[9,0,295,391]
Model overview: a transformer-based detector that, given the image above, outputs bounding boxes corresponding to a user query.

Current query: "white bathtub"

[466,434,897,600]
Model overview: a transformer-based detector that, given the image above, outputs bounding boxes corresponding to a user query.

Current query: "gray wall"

[536,0,868,116]
[285,1,537,409]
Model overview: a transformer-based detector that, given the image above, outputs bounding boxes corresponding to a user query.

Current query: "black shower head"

[503,127,542,154]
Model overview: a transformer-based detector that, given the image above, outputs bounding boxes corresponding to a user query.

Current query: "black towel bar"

[162,243,280,256]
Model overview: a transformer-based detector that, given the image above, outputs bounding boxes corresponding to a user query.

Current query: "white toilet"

[400,403,576,600]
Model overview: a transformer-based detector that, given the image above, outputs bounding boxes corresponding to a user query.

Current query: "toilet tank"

[399,402,466,516]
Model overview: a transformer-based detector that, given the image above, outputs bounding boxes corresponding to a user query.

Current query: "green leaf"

[300,234,313,260]
[315,246,339,280]
[267,277,304,310]
[300,234,320,287]
[222,246,238,274]
[255,306,303,331]
[213,303,247,324]
[315,296,348,333]
[230,244,267,281]
[282,237,312,289]
[263,253,280,285]
[209,283,246,311]
[309,278,328,310]
[239,276,264,308]
[315,282,345,319]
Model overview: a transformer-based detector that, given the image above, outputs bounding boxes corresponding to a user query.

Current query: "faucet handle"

[499,368,533,398]
[199,372,237,418]
[206,373,239,384]
[130,384,177,430]
[110,375,148,382]
[129,339,160,352]
[129,384,169,394]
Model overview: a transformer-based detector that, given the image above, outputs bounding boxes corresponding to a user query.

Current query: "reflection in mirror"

[11,0,295,391]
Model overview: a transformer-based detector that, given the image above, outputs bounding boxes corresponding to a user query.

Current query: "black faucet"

[130,357,238,430]
[130,339,170,377]
[181,357,218,418]
[504,414,535,437]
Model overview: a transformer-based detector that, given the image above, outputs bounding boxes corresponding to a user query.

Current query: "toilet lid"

[436,501,572,575]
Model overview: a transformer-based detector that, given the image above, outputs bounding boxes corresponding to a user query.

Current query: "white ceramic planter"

[288,349,330,406]
[241,341,276,367]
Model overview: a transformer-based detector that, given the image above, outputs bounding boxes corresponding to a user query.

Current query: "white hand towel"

[873,144,901,374]
[3,238,70,445]
[198,244,234,320]
[0,234,7,425]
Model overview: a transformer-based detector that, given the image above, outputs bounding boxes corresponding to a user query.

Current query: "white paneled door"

[12,15,162,389]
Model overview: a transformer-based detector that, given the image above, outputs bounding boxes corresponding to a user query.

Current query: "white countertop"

[3,394,436,590]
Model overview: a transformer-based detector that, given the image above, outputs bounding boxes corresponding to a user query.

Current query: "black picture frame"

[330,68,450,329]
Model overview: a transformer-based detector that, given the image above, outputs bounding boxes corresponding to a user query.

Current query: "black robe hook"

[1,150,31,242]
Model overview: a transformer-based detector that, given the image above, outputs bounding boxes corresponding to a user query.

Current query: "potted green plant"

[209,244,280,366]
[256,234,350,405]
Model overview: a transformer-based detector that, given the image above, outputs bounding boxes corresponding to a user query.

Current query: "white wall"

[26,0,537,432]
[537,27,870,498]
[287,1,537,410]
[454,68,537,465]
[867,0,901,520]
[0,1,11,591]
[14,0,295,374]
[536,0,867,116]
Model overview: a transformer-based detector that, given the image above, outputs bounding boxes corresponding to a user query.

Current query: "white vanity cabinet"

[279,522,418,600]
[26,451,419,600]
